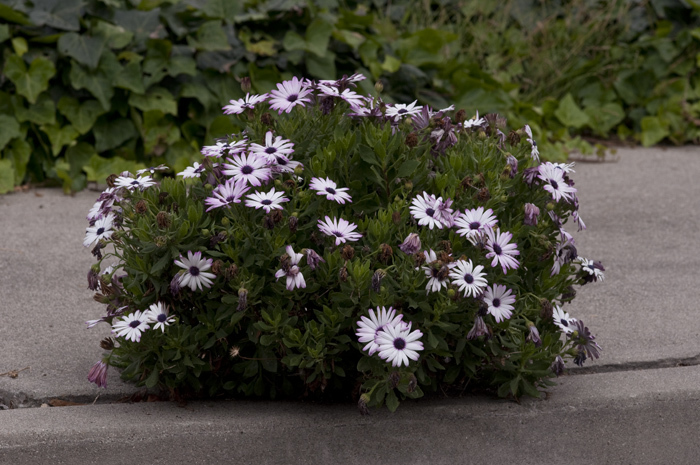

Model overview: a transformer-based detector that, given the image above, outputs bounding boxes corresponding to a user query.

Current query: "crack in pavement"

[568,353,700,375]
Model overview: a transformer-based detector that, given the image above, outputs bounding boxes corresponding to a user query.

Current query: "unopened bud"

[100,337,115,351]
[389,371,400,389]
[289,215,298,233]
[374,80,383,94]
[106,174,118,188]
[240,76,251,93]
[341,245,355,261]
[358,393,371,416]
[339,266,348,282]
[407,374,417,393]
[371,269,386,293]
[135,199,147,214]
[237,288,248,311]
[211,260,224,276]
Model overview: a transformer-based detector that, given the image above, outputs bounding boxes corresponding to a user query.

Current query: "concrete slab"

[2,365,700,464]
[568,146,700,367]
[0,188,140,405]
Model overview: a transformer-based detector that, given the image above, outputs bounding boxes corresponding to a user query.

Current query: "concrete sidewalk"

[1,146,700,463]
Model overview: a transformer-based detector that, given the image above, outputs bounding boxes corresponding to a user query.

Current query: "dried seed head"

[237,288,248,311]
[455,109,466,124]
[225,263,239,281]
[135,199,147,214]
[211,259,224,276]
[379,243,393,264]
[477,187,490,202]
[436,264,450,281]
[230,346,240,359]
[288,215,298,233]
[240,76,251,93]
[339,266,348,282]
[460,176,473,190]
[407,374,417,393]
[540,299,554,319]
[263,215,275,230]
[413,251,426,268]
[158,192,169,205]
[392,211,402,225]
[341,245,355,261]
[260,112,273,127]
[405,132,419,148]
[438,240,452,255]
[389,371,401,389]
[270,209,284,225]
[105,174,118,188]
[210,231,227,248]
[508,130,521,146]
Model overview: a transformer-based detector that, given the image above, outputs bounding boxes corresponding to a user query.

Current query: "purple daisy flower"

[376,321,424,367]
[448,259,488,298]
[385,100,422,119]
[309,177,352,204]
[83,213,115,248]
[112,310,150,342]
[114,175,156,191]
[317,84,366,108]
[274,245,306,291]
[317,216,362,245]
[398,233,421,255]
[250,131,295,164]
[268,77,314,114]
[87,360,109,388]
[483,284,516,323]
[245,188,289,213]
[524,124,540,161]
[222,93,268,115]
[177,162,206,179]
[553,305,576,334]
[463,110,486,129]
[410,192,452,230]
[485,228,520,274]
[537,162,577,202]
[222,153,271,187]
[204,178,250,211]
[174,251,216,291]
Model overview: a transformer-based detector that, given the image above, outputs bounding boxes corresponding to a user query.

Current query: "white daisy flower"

[317,84,366,108]
[269,154,303,174]
[524,124,540,161]
[448,259,488,297]
[136,164,168,176]
[454,207,498,244]
[114,175,156,191]
[553,304,576,334]
[222,93,268,115]
[249,131,295,164]
[537,162,577,203]
[309,177,352,204]
[268,77,314,114]
[177,162,205,179]
[145,302,175,332]
[201,141,230,158]
[463,110,486,129]
[245,188,289,213]
[376,321,424,367]
[483,284,516,323]
[410,192,451,230]
[484,228,520,274]
[385,100,422,119]
[355,306,404,356]
[222,153,271,187]
[204,178,250,212]
[577,257,605,282]
[112,310,150,343]
[83,213,115,248]
[274,245,306,291]
[174,251,216,291]
[317,216,362,245]
[421,249,454,294]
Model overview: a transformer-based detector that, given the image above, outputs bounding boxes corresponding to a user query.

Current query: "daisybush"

[84,74,603,412]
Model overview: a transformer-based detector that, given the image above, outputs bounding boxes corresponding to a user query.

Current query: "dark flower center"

[287,94,298,103]
[276,157,287,165]
[464,274,474,284]
[431,268,440,278]
[241,165,254,175]
[96,227,105,235]
[332,231,343,237]
[398,109,407,114]
[262,199,272,205]
[492,244,503,255]
[157,314,167,322]
[469,221,481,230]
[226,195,236,202]
[130,180,139,185]
[326,187,336,194]
[550,180,559,190]
[393,338,406,350]
[560,319,569,327]
[189,266,200,276]
[492,298,501,308]
[265,147,277,154]
[129,320,140,328]
[425,208,435,217]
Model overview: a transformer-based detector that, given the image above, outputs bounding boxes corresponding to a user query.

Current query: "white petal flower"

[376,321,424,367]
[112,310,150,342]
[174,251,216,291]
[145,302,176,332]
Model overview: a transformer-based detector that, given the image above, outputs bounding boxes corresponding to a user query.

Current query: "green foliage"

[2,0,699,195]
[85,79,602,409]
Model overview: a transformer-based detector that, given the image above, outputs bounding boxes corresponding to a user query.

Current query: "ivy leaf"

[28,0,83,31]
[57,33,105,70]
[554,93,590,129]
[68,61,114,110]
[187,20,231,51]
[199,0,243,20]
[93,117,138,152]
[640,116,670,146]
[306,51,336,80]
[584,102,624,136]
[114,61,145,94]
[93,20,133,49]
[57,97,105,134]
[4,55,56,104]
[14,94,56,125]
[0,4,31,25]
[282,31,306,52]
[6,138,31,185]
[305,18,334,57]
[0,114,21,151]
[0,24,9,43]
[0,159,14,194]
[42,124,79,156]
[113,9,161,45]
[128,87,178,115]
[83,153,145,183]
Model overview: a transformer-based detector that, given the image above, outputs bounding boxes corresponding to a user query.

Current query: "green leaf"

[640,116,670,146]
[305,18,334,57]
[6,138,31,185]
[113,9,161,44]
[128,87,177,115]
[282,31,306,52]
[0,159,14,194]
[93,118,137,152]
[0,24,9,43]
[12,37,28,57]
[4,55,56,104]
[554,93,590,129]
[57,33,105,70]
[83,153,145,183]
[0,4,31,25]
[69,62,114,110]
[28,0,83,31]
[385,390,399,412]
[42,124,79,156]
[584,102,624,136]
[150,252,171,274]
[93,20,133,49]
[199,0,243,20]
[114,61,145,94]
[306,51,336,80]
[57,97,105,134]
[144,368,159,388]
[187,20,231,51]
[396,159,420,178]
[14,94,56,125]
[381,55,401,73]
[333,29,365,49]
[168,56,197,77]
[0,114,21,151]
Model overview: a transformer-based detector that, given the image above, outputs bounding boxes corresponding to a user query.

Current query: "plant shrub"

[84,74,604,411]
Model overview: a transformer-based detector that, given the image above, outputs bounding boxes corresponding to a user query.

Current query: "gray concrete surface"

[1,146,700,463]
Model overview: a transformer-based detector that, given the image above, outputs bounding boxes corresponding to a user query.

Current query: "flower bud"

[371,269,386,293]
[379,243,393,264]
[289,215,298,233]
[523,203,540,226]
[156,211,171,229]
[270,209,284,225]
[135,199,147,214]
[294,165,304,176]
[398,233,421,255]
[87,268,100,291]
[100,337,115,351]
[225,263,239,281]
[374,80,383,94]
[358,393,371,416]
[546,202,555,211]
[240,76,251,93]
[105,174,118,188]
[447,288,456,299]
[211,260,224,276]
[526,322,542,347]
[389,371,400,389]
[237,288,248,311]
[170,273,182,296]
[341,245,355,261]
[455,109,466,124]
[550,355,565,376]
[304,248,325,271]
[407,374,417,393]
[263,215,275,230]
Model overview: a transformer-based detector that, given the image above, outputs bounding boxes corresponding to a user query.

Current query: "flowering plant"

[84,74,604,411]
